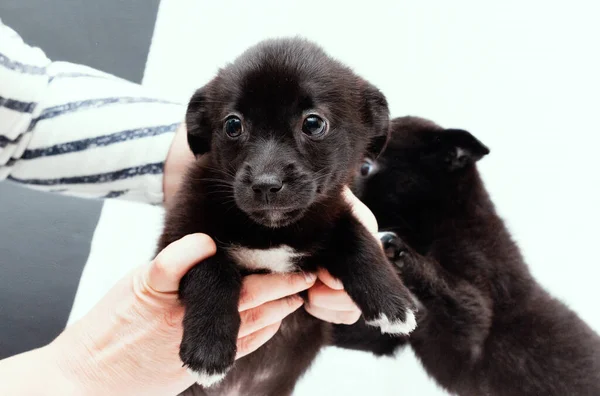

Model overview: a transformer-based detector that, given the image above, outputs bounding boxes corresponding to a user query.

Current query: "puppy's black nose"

[252,174,283,202]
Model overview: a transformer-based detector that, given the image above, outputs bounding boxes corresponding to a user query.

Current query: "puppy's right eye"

[359,158,376,177]
[302,115,327,137]
[224,116,243,138]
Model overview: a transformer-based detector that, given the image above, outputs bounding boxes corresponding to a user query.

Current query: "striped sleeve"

[0,20,186,204]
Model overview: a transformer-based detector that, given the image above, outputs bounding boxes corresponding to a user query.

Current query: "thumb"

[342,186,378,235]
[146,233,217,293]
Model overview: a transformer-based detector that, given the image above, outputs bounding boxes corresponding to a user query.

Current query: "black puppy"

[158,39,417,395]
[335,116,600,395]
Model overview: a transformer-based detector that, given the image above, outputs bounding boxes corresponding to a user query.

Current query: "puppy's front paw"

[365,310,417,335]
[360,283,417,335]
[362,234,418,335]
[180,315,239,388]
[378,231,427,294]
[180,336,235,387]
[378,231,410,268]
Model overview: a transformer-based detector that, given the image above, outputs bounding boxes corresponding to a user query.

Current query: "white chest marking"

[228,245,304,273]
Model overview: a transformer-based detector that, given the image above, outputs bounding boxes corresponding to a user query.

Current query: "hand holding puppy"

[0,187,373,396]
[0,234,312,395]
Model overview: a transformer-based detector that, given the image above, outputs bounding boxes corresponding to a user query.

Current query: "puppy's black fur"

[158,39,417,396]
[334,116,600,395]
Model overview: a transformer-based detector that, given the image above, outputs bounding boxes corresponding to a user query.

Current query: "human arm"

[0,19,186,204]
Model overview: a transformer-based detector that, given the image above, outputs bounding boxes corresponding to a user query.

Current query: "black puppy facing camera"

[159,38,416,395]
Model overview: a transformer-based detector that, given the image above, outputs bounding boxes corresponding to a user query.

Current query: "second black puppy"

[335,116,600,395]
[158,39,417,395]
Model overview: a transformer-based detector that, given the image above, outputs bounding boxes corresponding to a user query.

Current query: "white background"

[124,1,599,394]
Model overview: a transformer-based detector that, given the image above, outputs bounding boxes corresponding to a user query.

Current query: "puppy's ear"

[361,84,391,158]
[186,86,212,156]
[440,129,490,170]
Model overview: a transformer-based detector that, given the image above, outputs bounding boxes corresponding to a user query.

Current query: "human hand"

[44,234,314,396]
[304,186,379,325]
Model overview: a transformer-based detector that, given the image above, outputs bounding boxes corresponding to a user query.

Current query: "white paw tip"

[187,368,227,387]
[366,310,417,335]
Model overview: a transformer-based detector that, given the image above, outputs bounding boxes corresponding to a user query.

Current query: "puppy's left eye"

[224,116,243,138]
[302,115,327,137]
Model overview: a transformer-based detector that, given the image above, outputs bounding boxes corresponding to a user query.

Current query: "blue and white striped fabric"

[0,21,186,204]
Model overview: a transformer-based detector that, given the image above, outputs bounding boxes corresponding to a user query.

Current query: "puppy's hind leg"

[322,213,418,335]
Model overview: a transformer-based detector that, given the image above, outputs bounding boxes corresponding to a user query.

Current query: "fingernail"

[332,278,344,290]
[303,272,317,283]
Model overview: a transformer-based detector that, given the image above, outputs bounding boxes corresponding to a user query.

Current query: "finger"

[238,295,303,338]
[316,268,344,290]
[236,321,281,359]
[238,272,316,311]
[342,186,378,234]
[304,303,361,325]
[146,234,217,293]
[308,281,359,311]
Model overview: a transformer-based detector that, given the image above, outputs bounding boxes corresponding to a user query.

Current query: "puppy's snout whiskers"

[199,164,237,180]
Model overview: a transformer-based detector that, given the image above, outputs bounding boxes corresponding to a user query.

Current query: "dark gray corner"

[0,0,161,83]
[0,182,103,359]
